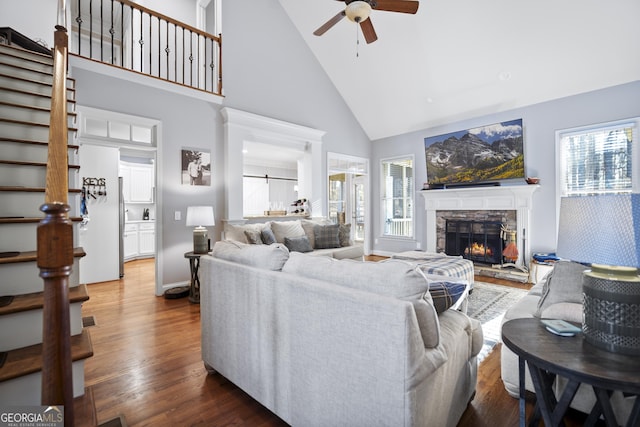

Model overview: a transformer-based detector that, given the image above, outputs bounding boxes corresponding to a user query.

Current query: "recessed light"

[498,71,512,81]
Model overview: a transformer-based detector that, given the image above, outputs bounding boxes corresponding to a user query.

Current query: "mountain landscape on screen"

[424,119,524,186]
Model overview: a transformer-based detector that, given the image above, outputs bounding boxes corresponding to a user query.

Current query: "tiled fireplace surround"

[419,185,540,267]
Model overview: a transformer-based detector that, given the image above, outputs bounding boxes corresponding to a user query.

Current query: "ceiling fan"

[313,0,419,44]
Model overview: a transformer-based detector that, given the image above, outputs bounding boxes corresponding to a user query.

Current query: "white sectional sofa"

[200,241,483,426]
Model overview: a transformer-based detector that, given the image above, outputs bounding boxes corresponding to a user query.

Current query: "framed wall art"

[181,148,211,186]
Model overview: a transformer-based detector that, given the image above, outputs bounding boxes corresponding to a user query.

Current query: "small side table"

[502,318,640,427]
[184,251,205,304]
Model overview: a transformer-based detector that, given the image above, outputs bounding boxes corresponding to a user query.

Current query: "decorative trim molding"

[420,185,540,267]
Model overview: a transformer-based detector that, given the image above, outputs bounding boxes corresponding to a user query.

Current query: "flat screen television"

[424,118,525,188]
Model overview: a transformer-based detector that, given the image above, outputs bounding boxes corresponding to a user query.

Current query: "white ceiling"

[279,0,640,141]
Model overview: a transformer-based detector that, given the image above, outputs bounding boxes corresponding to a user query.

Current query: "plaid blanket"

[392,251,475,287]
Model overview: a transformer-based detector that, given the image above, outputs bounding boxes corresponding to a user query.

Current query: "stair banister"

[38,0,75,425]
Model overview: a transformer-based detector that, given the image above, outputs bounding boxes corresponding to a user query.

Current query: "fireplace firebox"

[445,220,504,264]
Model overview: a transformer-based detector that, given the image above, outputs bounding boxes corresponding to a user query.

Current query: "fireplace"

[420,185,540,268]
[445,220,504,264]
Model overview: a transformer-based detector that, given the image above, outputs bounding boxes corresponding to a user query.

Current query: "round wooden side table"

[502,318,640,427]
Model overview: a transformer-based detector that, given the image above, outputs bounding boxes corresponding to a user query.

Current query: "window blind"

[560,122,635,196]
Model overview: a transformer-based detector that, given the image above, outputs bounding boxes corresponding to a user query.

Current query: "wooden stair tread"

[0,216,83,224]
[0,284,89,316]
[0,60,74,82]
[0,101,78,117]
[0,137,79,150]
[0,117,78,131]
[0,71,76,91]
[0,186,82,193]
[0,247,86,265]
[74,386,98,427]
[0,329,93,382]
[0,86,77,103]
[0,159,80,169]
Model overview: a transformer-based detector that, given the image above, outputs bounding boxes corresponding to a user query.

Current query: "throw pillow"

[314,224,340,249]
[428,281,468,314]
[261,228,277,245]
[224,223,268,243]
[270,220,306,243]
[338,223,352,247]
[284,236,313,253]
[535,261,588,317]
[244,229,263,245]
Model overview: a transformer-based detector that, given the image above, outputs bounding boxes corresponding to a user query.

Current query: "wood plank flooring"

[77,258,591,426]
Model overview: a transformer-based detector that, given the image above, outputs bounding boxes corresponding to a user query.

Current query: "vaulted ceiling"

[279,0,640,141]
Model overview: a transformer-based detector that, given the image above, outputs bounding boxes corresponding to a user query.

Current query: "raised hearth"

[420,185,540,267]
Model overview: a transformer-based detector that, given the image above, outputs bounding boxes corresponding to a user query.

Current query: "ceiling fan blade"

[373,0,419,14]
[360,18,378,44]
[313,11,347,36]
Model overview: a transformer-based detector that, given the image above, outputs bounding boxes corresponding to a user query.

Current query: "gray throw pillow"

[261,228,277,245]
[244,229,263,245]
[314,224,340,249]
[535,261,588,317]
[338,223,352,247]
[284,236,313,253]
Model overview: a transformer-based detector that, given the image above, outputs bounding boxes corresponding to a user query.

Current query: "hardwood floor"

[76,258,590,426]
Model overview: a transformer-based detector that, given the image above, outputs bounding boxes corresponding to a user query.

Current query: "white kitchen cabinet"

[138,223,155,255]
[123,223,138,260]
[124,222,155,260]
[120,162,154,203]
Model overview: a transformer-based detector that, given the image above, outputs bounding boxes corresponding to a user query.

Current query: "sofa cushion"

[261,228,277,245]
[283,254,441,348]
[271,220,306,244]
[244,229,264,245]
[535,261,587,317]
[314,224,341,249]
[428,281,468,314]
[284,236,313,253]
[212,240,289,271]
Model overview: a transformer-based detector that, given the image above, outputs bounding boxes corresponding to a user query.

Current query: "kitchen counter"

[126,220,155,224]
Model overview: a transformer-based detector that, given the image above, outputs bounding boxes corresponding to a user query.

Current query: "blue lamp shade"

[556,194,640,269]
[556,194,640,355]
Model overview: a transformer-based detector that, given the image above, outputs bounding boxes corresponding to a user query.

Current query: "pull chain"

[356,24,360,58]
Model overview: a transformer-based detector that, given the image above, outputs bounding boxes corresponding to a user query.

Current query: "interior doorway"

[327,153,369,252]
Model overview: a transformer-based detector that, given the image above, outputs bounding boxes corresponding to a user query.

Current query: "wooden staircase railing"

[38,1,75,425]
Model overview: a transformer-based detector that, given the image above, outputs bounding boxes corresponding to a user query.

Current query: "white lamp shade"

[556,194,640,268]
[186,206,215,227]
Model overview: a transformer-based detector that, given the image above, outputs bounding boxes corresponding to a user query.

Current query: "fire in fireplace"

[446,220,504,264]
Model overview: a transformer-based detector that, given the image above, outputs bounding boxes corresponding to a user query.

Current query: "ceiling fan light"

[345,1,372,23]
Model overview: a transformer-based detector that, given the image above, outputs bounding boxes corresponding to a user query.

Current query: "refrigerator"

[119,176,125,278]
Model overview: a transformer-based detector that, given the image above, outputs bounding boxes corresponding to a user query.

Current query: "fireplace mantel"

[420,185,540,267]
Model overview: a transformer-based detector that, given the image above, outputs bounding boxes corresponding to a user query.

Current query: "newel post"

[38,203,74,425]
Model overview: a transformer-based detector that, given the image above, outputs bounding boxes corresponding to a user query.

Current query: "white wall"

[372,80,640,257]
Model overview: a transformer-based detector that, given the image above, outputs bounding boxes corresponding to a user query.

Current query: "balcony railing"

[70,0,222,96]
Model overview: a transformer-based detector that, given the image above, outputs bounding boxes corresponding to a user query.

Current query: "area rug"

[466,281,528,364]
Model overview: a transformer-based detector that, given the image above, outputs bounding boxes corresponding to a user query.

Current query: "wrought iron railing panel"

[71,0,222,96]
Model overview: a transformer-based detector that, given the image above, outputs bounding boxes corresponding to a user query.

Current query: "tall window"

[557,118,638,196]
[381,156,414,238]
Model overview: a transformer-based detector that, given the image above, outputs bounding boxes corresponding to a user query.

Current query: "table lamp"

[556,194,640,355]
[186,206,215,254]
